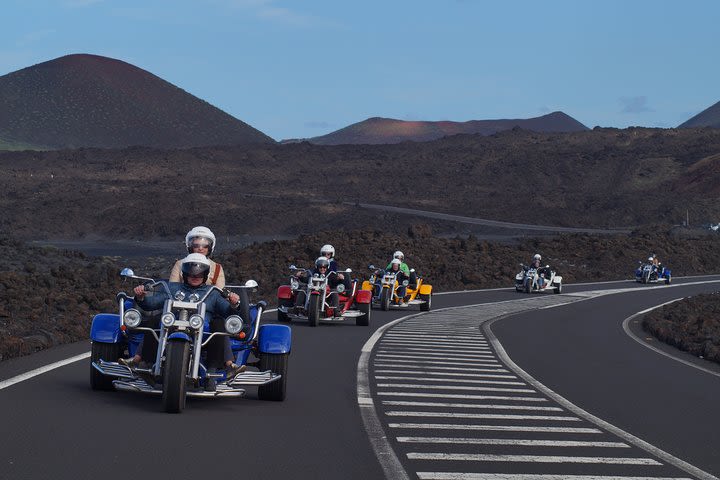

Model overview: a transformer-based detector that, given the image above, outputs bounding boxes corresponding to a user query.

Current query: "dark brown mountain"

[287,111,588,145]
[679,100,720,128]
[0,54,275,149]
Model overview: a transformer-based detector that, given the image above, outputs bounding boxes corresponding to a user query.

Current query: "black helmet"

[315,256,330,269]
[181,253,211,283]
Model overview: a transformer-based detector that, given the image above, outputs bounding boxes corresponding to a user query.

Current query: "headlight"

[189,314,204,330]
[336,283,345,293]
[161,312,176,327]
[225,315,244,334]
[402,280,409,286]
[123,309,142,328]
[290,278,299,290]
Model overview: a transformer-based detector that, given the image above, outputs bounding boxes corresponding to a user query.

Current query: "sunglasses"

[191,243,210,249]
[187,273,205,279]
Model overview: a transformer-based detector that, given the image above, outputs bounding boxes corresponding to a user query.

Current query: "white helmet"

[185,226,216,255]
[648,256,654,262]
[320,244,335,258]
[180,253,211,282]
[390,258,402,266]
[393,250,404,261]
[533,254,541,261]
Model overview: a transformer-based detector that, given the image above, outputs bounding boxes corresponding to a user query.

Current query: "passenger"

[387,258,410,305]
[122,226,242,370]
[319,243,351,290]
[169,226,226,288]
[386,250,416,288]
[121,255,245,390]
[529,253,542,269]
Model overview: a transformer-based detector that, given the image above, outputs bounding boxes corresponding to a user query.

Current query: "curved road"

[1,277,719,479]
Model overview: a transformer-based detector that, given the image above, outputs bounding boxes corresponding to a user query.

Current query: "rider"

[529,253,551,288]
[169,226,226,287]
[295,256,345,308]
[387,258,410,305]
[122,254,245,390]
[386,250,416,288]
[651,253,661,268]
[386,251,410,275]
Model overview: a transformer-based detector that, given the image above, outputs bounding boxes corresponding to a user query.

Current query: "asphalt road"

[1,277,719,480]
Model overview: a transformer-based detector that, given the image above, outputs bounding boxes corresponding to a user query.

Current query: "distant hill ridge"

[285,111,589,145]
[0,54,274,149]
[679,100,720,129]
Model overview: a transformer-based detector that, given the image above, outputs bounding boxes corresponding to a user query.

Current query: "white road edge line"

[621,299,720,379]
[0,352,90,391]
[484,314,720,480]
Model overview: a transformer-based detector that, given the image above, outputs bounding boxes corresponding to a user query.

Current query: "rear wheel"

[356,302,370,326]
[258,352,289,401]
[380,288,390,311]
[162,340,189,414]
[90,341,121,391]
[308,295,321,327]
[420,293,432,311]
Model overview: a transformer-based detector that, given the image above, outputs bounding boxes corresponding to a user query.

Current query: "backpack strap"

[211,263,222,285]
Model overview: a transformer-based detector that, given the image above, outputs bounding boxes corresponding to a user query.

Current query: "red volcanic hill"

[0,54,275,149]
[289,111,588,145]
[679,100,720,129]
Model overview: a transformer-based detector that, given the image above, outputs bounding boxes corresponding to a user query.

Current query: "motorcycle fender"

[258,324,292,354]
[663,268,671,277]
[419,284,432,295]
[553,276,562,283]
[277,285,293,300]
[168,332,192,342]
[355,289,372,304]
[361,280,373,291]
[90,313,121,343]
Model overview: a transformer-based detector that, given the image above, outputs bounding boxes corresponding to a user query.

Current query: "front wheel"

[277,299,292,322]
[665,275,672,285]
[308,294,321,327]
[90,341,120,391]
[356,302,370,326]
[524,278,532,294]
[162,340,190,414]
[258,353,288,401]
[419,293,432,311]
[554,283,562,294]
[380,288,390,311]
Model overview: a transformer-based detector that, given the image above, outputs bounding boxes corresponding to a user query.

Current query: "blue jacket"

[137,282,237,318]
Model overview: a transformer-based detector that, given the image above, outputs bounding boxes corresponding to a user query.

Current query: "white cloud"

[15,29,56,47]
[305,121,333,129]
[223,0,338,28]
[619,96,654,114]
[64,0,104,7]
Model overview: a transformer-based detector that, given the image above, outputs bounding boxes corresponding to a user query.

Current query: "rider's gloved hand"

[133,285,146,300]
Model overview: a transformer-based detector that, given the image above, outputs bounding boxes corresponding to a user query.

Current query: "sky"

[1,0,719,141]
